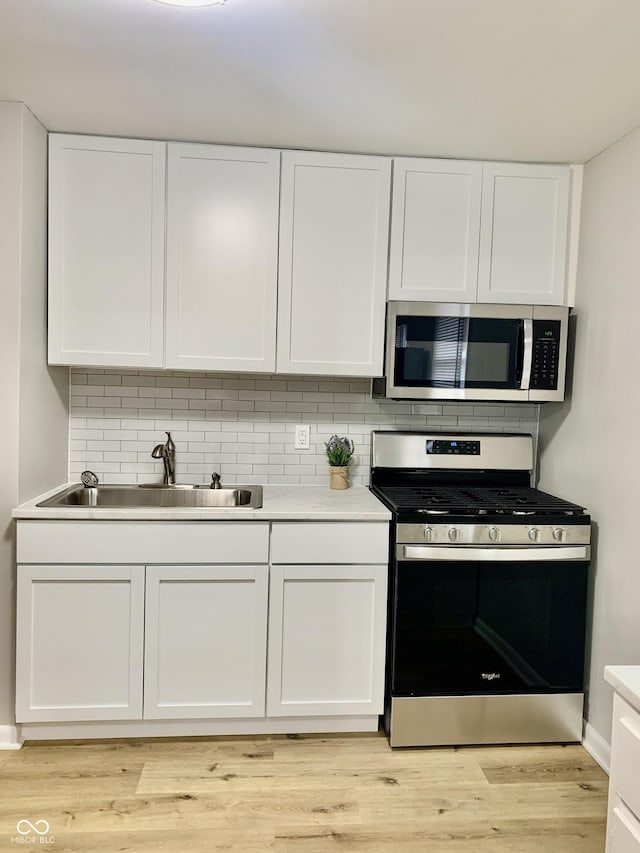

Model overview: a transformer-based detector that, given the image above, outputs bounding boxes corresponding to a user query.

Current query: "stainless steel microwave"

[372,302,569,402]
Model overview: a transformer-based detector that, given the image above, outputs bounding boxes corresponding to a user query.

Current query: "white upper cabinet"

[277,151,391,376]
[388,158,482,302]
[47,134,574,374]
[478,162,570,305]
[389,159,571,306]
[48,134,166,367]
[165,144,280,372]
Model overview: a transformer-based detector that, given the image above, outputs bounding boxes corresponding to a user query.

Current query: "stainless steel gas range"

[370,431,591,748]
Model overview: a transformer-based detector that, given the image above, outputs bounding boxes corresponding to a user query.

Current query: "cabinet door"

[48,134,166,367]
[15,565,144,722]
[388,158,482,302]
[165,144,280,371]
[144,565,268,719]
[609,694,640,832]
[267,565,387,717]
[478,162,570,306]
[277,151,391,376]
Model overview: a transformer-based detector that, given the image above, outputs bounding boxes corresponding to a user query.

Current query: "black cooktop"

[371,484,586,519]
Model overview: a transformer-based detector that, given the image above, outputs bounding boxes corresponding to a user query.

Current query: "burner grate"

[376,485,584,516]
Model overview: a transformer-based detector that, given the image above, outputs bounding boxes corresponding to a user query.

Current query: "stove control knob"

[423,526,434,542]
[553,527,566,542]
[528,527,540,542]
[448,527,459,542]
[488,527,500,543]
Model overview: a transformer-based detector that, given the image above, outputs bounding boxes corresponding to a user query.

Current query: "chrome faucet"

[151,432,176,485]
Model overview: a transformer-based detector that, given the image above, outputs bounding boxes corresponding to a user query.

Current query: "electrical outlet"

[294,424,310,450]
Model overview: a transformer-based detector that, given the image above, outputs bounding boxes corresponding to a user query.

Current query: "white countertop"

[605,666,640,712]
[12,483,392,522]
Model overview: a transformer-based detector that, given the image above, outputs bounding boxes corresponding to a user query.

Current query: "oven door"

[390,544,590,698]
[385,302,532,401]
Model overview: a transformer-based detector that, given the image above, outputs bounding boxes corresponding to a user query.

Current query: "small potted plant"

[325,434,354,490]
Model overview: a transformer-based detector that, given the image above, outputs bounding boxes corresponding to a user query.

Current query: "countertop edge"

[604,665,640,712]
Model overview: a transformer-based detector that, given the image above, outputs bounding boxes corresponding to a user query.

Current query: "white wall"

[538,122,640,749]
[0,103,23,745]
[0,102,68,744]
[17,108,68,503]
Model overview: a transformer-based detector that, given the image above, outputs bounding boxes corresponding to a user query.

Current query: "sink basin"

[37,484,263,509]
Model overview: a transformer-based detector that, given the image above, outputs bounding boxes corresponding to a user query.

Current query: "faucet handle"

[210,472,222,489]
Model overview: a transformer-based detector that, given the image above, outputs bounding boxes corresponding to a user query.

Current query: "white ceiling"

[1,0,640,163]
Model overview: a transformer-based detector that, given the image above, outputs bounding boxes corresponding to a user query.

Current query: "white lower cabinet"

[267,564,387,717]
[606,690,640,852]
[267,521,389,718]
[610,800,640,853]
[144,565,268,719]
[15,520,389,735]
[16,565,145,722]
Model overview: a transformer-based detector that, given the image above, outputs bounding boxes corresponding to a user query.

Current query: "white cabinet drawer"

[270,522,389,564]
[17,521,270,565]
[612,694,640,822]
[611,798,640,853]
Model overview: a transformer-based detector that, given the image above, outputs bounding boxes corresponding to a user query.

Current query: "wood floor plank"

[29,828,274,852]
[135,752,488,794]
[274,817,606,853]
[0,762,144,797]
[469,744,609,784]
[356,780,608,823]
[0,790,361,834]
[15,737,275,761]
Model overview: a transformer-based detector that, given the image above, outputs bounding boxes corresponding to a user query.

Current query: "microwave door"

[388,311,530,401]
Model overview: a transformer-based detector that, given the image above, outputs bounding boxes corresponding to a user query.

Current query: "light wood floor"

[0,731,608,852]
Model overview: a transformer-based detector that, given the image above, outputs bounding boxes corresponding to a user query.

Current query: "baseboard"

[0,725,23,750]
[19,715,380,741]
[582,721,610,774]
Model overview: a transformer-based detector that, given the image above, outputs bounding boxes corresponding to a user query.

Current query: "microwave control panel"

[531,320,561,390]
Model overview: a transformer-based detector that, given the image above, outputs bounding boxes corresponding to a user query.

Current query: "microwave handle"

[520,318,533,390]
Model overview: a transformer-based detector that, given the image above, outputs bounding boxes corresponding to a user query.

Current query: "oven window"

[391,559,589,696]
[393,315,523,389]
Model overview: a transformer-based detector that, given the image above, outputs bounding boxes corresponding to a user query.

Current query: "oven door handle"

[400,545,590,562]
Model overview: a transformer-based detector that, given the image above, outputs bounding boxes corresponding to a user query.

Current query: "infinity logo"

[16,819,50,836]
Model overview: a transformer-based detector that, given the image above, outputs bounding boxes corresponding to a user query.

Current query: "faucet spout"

[151,432,176,485]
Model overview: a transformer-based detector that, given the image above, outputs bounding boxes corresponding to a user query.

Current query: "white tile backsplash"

[69,370,539,486]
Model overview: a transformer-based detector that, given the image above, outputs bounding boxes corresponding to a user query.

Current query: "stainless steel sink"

[37,484,263,509]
